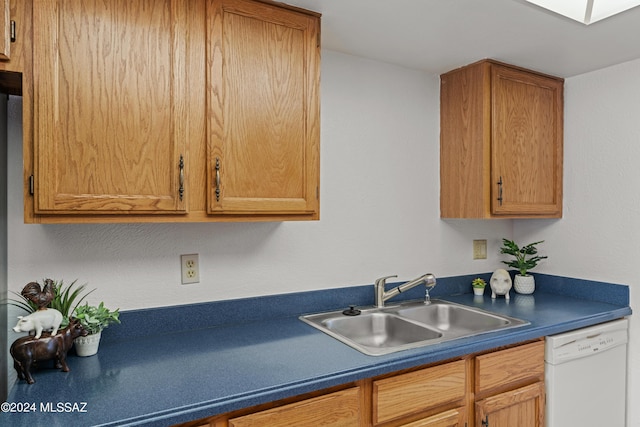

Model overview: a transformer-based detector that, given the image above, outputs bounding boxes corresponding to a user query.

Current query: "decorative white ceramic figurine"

[13,308,63,339]
[490,268,512,300]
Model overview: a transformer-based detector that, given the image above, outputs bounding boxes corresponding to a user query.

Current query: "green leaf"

[499,239,547,275]
[73,302,120,335]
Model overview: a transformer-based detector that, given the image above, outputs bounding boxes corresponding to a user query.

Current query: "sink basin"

[312,312,443,356]
[389,300,523,336]
[300,299,529,356]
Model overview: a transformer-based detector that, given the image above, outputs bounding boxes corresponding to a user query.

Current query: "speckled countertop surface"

[1,274,632,426]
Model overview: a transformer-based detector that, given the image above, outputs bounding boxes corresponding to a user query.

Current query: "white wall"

[516,58,640,426]
[6,50,512,311]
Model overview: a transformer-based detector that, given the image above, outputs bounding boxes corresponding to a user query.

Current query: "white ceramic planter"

[473,287,485,296]
[514,274,535,294]
[75,331,101,357]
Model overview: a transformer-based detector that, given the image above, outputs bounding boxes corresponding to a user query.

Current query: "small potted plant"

[471,278,486,296]
[499,239,547,294]
[72,302,120,356]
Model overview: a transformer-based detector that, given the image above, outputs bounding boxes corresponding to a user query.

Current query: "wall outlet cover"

[181,254,200,284]
[473,240,487,260]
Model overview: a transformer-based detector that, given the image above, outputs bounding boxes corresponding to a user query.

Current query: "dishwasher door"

[545,318,629,427]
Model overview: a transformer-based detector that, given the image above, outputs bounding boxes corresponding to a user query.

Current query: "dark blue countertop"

[1,273,632,426]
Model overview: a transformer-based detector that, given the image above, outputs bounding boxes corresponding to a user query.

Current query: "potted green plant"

[72,302,120,356]
[499,239,547,294]
[471,278,486,296]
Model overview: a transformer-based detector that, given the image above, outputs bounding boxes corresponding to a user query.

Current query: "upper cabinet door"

[207,0,320,217]
[490,65,563,216]
[440,60,563,219]
[0,0,10,60]
[32,0,188,214]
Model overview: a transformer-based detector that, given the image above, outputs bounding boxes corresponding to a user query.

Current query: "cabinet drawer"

[475,341,544,394]
[228,386,361,427]
[400,407,466,427]
[373,360,466,425]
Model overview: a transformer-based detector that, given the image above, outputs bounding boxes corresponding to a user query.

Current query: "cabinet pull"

[481,415,489,426]
[497,176,503,206]
[10,21,15,42]
[215,157,221,201]
[178,155,184,201]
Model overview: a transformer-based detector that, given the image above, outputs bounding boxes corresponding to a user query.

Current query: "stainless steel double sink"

[300,299,529,356]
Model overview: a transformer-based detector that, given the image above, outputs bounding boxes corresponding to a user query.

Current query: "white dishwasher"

[545,318,629,427]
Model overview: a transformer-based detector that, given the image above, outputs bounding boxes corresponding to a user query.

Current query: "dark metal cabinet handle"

[178,155,184,201]
[215,157,221,202]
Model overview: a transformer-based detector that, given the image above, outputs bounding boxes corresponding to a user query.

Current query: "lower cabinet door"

[475,382,545,427]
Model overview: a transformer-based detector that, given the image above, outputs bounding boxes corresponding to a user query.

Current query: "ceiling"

[283,0,640,78]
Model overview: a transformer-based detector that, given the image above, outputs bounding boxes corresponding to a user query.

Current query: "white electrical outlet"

[181,254,200,284]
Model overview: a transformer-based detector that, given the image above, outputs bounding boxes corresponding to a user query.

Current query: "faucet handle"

[375,275,397,288]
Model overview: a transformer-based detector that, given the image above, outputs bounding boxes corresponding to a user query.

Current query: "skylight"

[525,0,640,24]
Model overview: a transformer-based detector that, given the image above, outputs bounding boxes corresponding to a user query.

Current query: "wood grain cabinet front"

[173,341,546,427]
[227,387,361,427]
[440,59,564,219]
[475,382,545,427]
[399,407,467,427]
[373,360,466,425]
[475,341,546,427]
[24,0,320,223]
[0,0,10,60]
[206,0,320,218]
[0,0,30,76]
[32,0,190,215]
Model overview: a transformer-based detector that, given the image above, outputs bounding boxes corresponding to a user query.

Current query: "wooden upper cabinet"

[440,60,563,218]
[0,0,10,60]
[206,0,320,218]
[26,0,320,222]
[32,0,189,214]
[491,65,563,216]
[0,0,31,96]
[0,0,31,76]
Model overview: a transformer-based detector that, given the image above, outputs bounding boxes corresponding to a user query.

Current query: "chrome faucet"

[374,273,437,308]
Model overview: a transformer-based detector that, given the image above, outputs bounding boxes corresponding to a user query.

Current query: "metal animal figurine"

[10,319,88,384]
[21,279,56,310]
